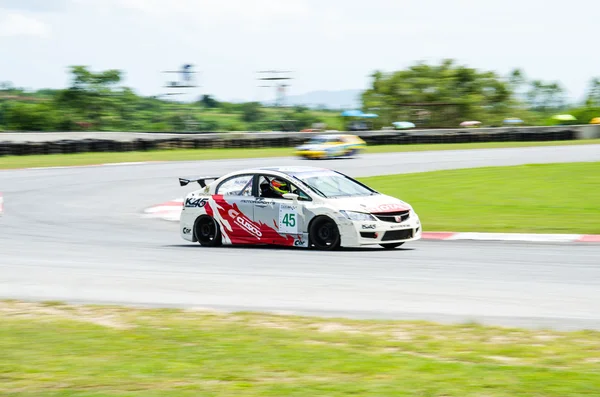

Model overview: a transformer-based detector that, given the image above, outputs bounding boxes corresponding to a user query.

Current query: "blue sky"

[0,0,597,103]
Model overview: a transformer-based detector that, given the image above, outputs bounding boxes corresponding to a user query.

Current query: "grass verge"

[1,300,599,396]
[1,139,599,169]
[360,162,600,234]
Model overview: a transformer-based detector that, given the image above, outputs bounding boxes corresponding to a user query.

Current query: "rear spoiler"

[179,176,220,188]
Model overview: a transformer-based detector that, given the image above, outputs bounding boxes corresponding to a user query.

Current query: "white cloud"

[79,0,310,25]
[0,0,69,12]
[0,12,50,38]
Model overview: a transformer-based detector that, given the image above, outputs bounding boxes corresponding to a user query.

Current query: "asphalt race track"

[1,144,600,330]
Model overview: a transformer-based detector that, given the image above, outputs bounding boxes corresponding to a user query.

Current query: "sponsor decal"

[227,208,263,238]
[293,234,309,247]
[368,203,410,213]
[210,195,296,246]
[361,224,376,230]
[241,198,274,205]
[182,227,192,235]
[294,238,307,247]
[391,224,412,229]
[185,197,208,208]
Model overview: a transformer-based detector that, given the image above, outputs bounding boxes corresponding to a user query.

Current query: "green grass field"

[359,162,600,234]
[2,301,599,396]
[1,139,599,169]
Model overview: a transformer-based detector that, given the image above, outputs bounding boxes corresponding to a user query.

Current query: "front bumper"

[296,150,326,158]
[337,213,422,247]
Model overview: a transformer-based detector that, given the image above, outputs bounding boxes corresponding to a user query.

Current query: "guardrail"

[0,125,598,157]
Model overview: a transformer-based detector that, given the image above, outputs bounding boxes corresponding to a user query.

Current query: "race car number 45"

[279,204,298,234]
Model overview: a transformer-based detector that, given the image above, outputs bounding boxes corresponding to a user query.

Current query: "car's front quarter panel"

[321,194,422,248]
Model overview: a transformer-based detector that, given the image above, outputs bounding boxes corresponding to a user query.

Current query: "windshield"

[290,170,376,198]
[308,136,336,144]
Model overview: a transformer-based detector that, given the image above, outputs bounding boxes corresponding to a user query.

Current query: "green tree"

[55,66,124,129]
[4,101,62,131]
[241,102,264,122]
[361,59,512,127]
[198,94,219,108]
[585,78,600,107]
[525,80,566,112]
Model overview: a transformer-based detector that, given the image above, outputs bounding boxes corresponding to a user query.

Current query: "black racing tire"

[380,242,405,249]
[309,216,341,250]
[347,149,357,157]
[194,215,222,247]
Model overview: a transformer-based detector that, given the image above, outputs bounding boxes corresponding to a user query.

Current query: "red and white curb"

[142,199,600,243]
[421,232,600,243]
[142,198,184,222]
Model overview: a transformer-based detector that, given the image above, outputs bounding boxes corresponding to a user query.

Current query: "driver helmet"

[270,178,290,195]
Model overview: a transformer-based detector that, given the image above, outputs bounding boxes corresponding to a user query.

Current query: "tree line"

[1,61,599,132]
[0,66,329,132]
[362,59,600,128]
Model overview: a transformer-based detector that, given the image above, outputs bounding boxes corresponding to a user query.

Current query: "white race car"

[179,166,422,250]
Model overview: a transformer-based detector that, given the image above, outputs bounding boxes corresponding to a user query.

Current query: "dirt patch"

[391,330,413,341]
[0,301,131,330]
[316,323,362,334]
[485,355,523,364]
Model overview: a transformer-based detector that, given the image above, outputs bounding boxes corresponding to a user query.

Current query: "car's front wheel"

[380,242,404,249]
[194,215,222,247]
[309,216,341,250]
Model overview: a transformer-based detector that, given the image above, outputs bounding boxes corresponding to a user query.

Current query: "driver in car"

[260,178,290,199]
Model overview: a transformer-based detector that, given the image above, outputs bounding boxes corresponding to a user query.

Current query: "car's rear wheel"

[309,216,341,250]
[195,215,222,247]
[380,242,404,249]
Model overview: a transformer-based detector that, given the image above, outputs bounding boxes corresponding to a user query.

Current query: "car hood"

[327,194,412,213]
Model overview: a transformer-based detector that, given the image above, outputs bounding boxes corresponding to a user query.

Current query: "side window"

[291,183,311,201]
[258,175,311,201]
[216,175,254,196]
[258,175,275,198]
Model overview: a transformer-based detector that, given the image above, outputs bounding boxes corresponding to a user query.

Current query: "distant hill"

[262,89,363,110]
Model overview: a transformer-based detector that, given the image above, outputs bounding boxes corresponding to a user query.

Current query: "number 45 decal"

[282,213,296,227]
[279,207,298,233]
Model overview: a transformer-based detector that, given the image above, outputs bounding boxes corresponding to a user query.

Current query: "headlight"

[339,210,377,222]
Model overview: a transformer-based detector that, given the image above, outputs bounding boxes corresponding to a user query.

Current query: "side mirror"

[282,193,299,202]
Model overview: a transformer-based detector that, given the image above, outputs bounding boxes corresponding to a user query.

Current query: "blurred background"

[1,0,599,134]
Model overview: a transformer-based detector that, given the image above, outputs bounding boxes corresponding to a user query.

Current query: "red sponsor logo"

[368,203,409,213]
[210,194,296,246]
[228,208,263,238]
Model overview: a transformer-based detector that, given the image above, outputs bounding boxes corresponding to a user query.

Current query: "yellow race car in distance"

[295,134,367,159]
